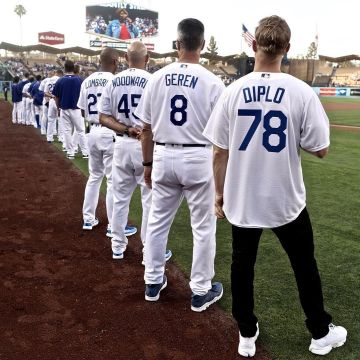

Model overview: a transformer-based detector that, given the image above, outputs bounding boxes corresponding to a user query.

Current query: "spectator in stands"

[106,8,139,39]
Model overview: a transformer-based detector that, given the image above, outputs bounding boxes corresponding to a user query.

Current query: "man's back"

[136,62,224,144]
[53,75,82,110]
[78,71,114,124]
[101,67,150,128]
[205,72,329,228]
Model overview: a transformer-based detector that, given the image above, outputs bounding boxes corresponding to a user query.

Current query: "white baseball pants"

[60,109,88,157]
[47,99,57,142]
[12,102,22,124]
[144,144,216,296]
[111,135,152,255]
[82,125,114,226]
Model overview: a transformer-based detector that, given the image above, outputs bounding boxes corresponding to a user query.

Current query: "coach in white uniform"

[204,15,347,358]
[45,69,63,142]
[99,42,163,259]
[135,19,224,310]
[77,48,119,232]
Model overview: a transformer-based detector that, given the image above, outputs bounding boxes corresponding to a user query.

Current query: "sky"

[0,0,359,58]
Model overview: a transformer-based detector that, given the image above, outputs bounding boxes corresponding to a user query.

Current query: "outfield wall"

[313,87,360,97]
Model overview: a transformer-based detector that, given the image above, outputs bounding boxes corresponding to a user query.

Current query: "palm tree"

[14,4,26,46]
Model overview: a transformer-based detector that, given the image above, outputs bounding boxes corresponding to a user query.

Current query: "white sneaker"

[238,323,259,357]
[309,323,347,355]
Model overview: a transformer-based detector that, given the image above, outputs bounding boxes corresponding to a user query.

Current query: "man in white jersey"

[39,71,52,134]
[135,19,224,310]
[203,15,347,357]
[45,69,63,143]
[99,42,168,260]
[78,48,116,233]
[22,77,34,126]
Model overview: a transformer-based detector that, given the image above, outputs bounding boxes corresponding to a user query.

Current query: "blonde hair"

[255,15,291,56]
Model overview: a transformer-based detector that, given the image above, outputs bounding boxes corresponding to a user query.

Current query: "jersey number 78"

[238,109,287,153]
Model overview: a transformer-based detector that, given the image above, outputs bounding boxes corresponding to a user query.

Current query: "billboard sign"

[86,2,158,41]
[90,39,155,51]
[38,31,65,45]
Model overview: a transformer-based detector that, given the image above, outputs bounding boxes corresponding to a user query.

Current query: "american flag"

[242,24,255,47]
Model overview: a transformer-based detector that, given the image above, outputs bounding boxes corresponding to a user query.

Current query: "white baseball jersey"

[77,71,114,124]
[39,77,50,104]
[203,72,330,228]
[135,62,225,144]
[45,75,59,96]
[22,82,31,95]
[99,68,151,128]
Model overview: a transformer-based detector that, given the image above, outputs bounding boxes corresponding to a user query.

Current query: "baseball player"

[99,41,170,260]
[203,15,347,357]
[45,69,64,143]
[135,19,224,309]
[52,60,89,160]
[30,75,44,129]
[11,76,22,124]
[39,72,53,136]
[77,47,137,237]
[17,73,30,125]
[22,77,35,126]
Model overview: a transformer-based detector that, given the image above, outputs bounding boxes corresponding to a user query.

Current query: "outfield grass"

[320,96,360,126]
[52,98,359,359]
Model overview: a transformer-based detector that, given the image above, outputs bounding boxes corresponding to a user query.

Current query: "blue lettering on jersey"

[85,78,109,89]
[112,76,147,88]
[164,73,198,89]
[243,86,285,104]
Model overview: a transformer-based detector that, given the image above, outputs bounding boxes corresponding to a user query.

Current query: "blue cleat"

[145,275,167,301]
[191,282,223,312]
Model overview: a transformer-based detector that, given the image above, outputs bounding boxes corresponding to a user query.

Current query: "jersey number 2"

[87,93,101,115]
[238,109,287,153]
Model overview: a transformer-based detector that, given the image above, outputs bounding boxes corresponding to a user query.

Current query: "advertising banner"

[38,32,65,45]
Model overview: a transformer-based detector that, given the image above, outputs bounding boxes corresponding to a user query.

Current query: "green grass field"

[55,98,359,360]
[320,96,360,127]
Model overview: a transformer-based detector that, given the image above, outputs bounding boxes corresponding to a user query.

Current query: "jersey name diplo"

[112,76,148,88]
[165,73,199,89]
[84,78,109,89]
[243,86,285,104]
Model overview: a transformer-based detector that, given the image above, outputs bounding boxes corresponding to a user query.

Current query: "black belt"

[91,123,102,127]
[155,142,207,147]
[116,133,129,137]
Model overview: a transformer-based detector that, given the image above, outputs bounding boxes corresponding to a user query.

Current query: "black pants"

[231,207,332,339]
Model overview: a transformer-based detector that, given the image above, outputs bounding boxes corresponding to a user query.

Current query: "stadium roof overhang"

[0,41,240,61]
[318,54,360,62]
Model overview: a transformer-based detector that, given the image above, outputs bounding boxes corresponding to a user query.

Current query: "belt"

[116,133,130,137]
[155,142,207,147]
[91,123,102,127]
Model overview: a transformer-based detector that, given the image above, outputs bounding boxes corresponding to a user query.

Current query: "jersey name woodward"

[111,75,148,89]
[99,68,151,128]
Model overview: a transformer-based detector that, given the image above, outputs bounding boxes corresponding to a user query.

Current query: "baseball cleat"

[145,275,167,301]
[124,225,137,236]
[106,225,113,238]
[82,154,89,159]
[67,154,75,160]
[191,282,223,312]
[82,218,99,230]
[238,323,259,357]
[112,252,124,260]
[309,324,347,355]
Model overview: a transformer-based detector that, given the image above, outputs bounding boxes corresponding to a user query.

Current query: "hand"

[128,126,141,139]
[215,194,225,219]
[144,166,152,189]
